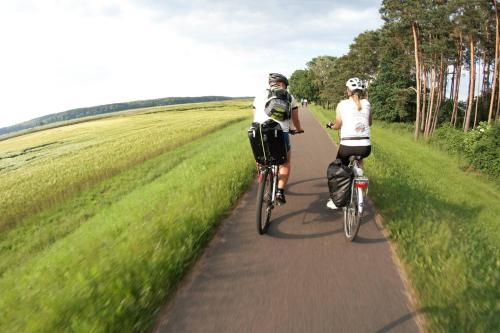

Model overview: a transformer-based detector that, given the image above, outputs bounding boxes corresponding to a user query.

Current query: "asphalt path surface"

[155,107,421,333]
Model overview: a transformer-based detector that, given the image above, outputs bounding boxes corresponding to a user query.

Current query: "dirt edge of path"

[372,204,428,333]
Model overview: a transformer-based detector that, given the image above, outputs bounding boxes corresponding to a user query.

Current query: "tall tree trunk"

[481,54,489,116]
[452,34,463,127]
[482,15,491,117]
[432,56,445,134]
[474,53,482,128]
[497,73,500,119]
[489,0,499,123]
[421,67,428,131]
[412,22,422,139]
[426,64,437,138]
[450,64,456,100]
[443,66,448,103]
[464,37,475,132]
[465,64,472,130]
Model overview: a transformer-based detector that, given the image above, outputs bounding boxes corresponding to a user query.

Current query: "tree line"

[290,0,500,140]
[0,96,244,136]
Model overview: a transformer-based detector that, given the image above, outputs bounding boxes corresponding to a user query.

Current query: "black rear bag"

[248,120,288,165]
[326,159,353,207]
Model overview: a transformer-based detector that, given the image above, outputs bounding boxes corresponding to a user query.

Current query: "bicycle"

[256,129,303,235]
[326,122,369,241]
[343,156,369,241]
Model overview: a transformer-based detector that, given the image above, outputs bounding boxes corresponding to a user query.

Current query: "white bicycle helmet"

[346,77,365,92]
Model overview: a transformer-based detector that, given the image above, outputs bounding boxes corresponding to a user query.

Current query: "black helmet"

[269,73,289,87]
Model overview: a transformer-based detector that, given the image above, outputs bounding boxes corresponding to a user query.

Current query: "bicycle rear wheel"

[343,186,361,241]
[256,168,273,234]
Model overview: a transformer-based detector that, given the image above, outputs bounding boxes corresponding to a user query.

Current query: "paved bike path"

[155,107,421,333]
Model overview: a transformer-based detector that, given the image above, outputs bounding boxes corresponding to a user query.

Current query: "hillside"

[0,96,248,136]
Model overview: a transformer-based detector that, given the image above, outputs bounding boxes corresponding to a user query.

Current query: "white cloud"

[0,0,383,127]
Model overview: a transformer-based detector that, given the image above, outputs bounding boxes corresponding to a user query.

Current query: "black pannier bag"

[248,120,288,165]
[327,159,353,207]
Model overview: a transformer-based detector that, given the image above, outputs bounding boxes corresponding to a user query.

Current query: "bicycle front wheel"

[343,186,361,241]
[256,168,273,234]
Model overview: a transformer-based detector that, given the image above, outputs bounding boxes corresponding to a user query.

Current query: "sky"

[0,0,383,128]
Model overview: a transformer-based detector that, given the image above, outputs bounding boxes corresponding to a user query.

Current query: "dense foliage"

[432,121,500,178]
[289,0,499,176]
[289,1,500,132]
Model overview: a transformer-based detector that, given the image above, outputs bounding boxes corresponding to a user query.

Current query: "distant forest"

[0,96,245,136]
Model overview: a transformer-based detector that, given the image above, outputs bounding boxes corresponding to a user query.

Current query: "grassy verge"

[0,118,256,332]
[0,100,250,229]
[310,105,500,332]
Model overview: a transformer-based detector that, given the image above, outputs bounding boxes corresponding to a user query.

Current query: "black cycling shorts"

[336,145,371,166]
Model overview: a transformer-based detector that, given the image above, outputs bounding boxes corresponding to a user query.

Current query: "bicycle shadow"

[266,177,343,240]
[284,176,326,197]
[266,177,389,243]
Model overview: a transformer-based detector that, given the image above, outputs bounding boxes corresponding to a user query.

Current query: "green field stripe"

[0,106,249,231]
[0,118,256,332]
[0,117,251,278]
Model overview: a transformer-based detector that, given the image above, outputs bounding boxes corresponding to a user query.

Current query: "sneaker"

[326,199,338,210]
[275,191,286,205]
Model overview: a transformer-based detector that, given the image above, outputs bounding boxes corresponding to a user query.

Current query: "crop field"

[0,100,251,229]
[0,100,256,332]
[310,105,500,332]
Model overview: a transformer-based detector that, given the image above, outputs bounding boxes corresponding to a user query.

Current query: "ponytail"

[351,91,362,111]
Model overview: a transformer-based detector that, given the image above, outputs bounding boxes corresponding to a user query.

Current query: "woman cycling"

[326,77,372,210]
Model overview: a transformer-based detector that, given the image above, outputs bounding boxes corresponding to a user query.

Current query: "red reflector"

[355,182,369,189]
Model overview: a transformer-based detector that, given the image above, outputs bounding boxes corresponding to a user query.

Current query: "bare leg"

[278,151,291,189]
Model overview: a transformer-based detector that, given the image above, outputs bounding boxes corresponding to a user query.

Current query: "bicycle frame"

[254,128,303,235]
[350,160,369,215]
[256,164,280,234]
[343,158,369,241]
[261,164,279,205]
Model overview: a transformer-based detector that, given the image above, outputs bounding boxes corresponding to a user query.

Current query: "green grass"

[0,100,251,230]
[310,104,500,332]
[0,112,256,332]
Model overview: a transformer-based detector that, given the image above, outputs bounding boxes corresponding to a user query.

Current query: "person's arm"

[333,104,342,130]
[291,106,302,131]
[367,101,372,126]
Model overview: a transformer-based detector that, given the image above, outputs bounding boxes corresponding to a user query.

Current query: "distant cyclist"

[252,73,303,205]
[326,77,372,210]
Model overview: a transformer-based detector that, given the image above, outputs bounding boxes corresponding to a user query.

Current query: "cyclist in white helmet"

[326,77,372,209]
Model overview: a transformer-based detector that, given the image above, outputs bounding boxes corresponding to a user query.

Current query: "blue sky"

[0,0,383,127]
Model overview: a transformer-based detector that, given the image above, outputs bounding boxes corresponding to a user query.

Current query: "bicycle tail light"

[355,178,369,189]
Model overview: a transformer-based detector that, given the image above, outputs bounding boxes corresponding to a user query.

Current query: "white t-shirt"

[337,97,371,146]
[253,90,298,132]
